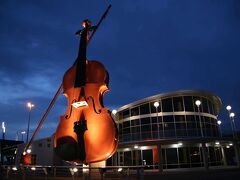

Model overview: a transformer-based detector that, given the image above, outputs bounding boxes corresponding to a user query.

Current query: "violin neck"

[74,27,88,88]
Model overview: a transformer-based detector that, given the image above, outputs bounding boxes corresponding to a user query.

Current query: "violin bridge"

[72,101,88,108]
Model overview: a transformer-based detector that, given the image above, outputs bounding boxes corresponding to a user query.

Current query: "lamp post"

[217,120,222,137]
[154,102,160,138]
[26,102,34,143]
[2,122,5,140]
[230,112,236,138]
[16,130,26,141]
[195,100,204,137]
[226,105,236,138]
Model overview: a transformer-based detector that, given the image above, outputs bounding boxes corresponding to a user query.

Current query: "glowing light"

[73,167,78,173]
[27,102,34,109]
[154,102,159,108]
[140,146,148,150]
[72,101,88,108]
[171,144,179,148]
[83,164,89,172]
[31,167,36,171]
[217,120,222,125]
[2,122,5,133]
[118,168,123,172]
[12,167,17,171]
[215,142,220,145]
[226,146,230,149]
[27,149,31,154]
[226,105,232,111]
[229,143,233,146]
[195,100,201,107]
[178,142,183,146]
[230,112,235,118]
[134,145,139,149]
[112,109,117,115]
[23,152,26,155]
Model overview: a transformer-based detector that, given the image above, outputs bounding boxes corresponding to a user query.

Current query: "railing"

[0,165,145,180]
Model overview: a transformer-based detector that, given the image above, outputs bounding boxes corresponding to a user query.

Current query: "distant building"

[0,139,23,165]
[15,135,63,166]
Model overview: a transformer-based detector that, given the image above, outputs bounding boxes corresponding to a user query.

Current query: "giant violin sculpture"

[53,19,118,163]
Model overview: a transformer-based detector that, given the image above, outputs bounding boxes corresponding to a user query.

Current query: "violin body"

[54,60,118,163]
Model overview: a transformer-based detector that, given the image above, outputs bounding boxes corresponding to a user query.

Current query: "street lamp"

[195,100,204,137]
[154,101,160,138]
[26,102,34,143]
[226,105,231,111]
[2,122,5,139]
[226,105,236,138]
[217,120,222,137]
[112,109,117,116]
[230,112,237,138]
[16,130,26,141]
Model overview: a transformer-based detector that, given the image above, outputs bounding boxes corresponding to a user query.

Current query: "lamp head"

[226,105,232,111]
[195,100,201,107]
[154,102,159,108]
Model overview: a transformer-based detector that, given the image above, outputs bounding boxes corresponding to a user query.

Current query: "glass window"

[173,97,184,111]
[186,115,195,122]
[204,117,211,124]
[123,121,130,128]
[140,103,150,115]
[141,118,150,125]
[151,123,158,132]
[131,119,140,126]
[176,123,187,137]
[166,148,178,168]
[164,123,176,137]
[176,122,186,130]
[184,96,194,112]
[208,100,213,114]
[132,150,141,165]
[141,125,151,132]
[142,150,153,166]
[124,151,132,166]
[190,147,202,167]
[151,117,158,124]
[131,107,139,116]
[150,101,161,113]
[118,123,123,133]
[123,110,130,119]
[202,98,209,113]
[175,115,185,122]
[118,111,123,120]
[162,98,173,112]
[163,115,174,123]
[131,126,140,134]
[123,128,130,134]
[178,147,190,168]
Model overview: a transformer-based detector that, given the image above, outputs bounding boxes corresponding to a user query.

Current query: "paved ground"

[2,167,240,180]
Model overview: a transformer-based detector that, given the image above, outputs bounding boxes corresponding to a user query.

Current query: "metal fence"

[1,165,145,180]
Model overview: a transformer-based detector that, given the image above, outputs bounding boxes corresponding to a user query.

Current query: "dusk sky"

[1,0,240,140]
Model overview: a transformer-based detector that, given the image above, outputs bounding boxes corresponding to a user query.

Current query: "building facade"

[108,90,240,170]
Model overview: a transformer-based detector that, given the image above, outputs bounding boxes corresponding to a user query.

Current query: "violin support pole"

[23,84,63,153]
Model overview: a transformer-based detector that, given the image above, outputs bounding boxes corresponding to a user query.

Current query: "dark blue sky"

[1,0,240,140]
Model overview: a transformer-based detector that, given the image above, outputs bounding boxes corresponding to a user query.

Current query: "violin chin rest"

[54,136,78,161]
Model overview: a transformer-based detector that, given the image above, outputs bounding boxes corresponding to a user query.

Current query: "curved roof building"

[108,90,239,170]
